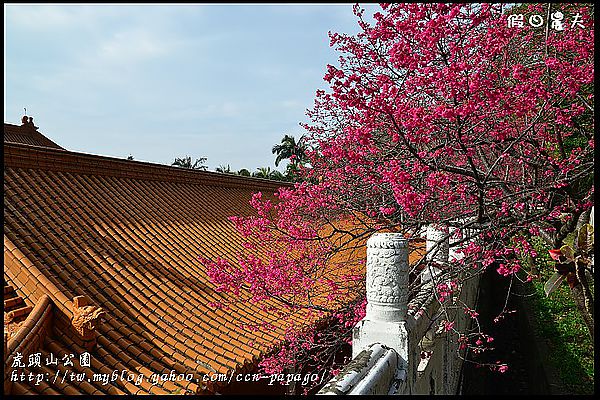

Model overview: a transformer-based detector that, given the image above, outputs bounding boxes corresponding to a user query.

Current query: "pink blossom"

[442,320,455,332]
[201,2,593,378]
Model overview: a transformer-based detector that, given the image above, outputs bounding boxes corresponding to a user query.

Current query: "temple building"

[4,117,306,394]
[3,116,422,395]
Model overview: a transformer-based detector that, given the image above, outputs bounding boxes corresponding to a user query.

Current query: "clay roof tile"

[3,121,425,395]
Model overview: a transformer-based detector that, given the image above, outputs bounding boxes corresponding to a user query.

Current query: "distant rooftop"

[4,115,64,150]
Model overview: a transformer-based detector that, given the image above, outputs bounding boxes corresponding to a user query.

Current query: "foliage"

[526,237,594,394]
[272,134,308,168]
[252,166,272,179]
[215,165,286,181]
[251,167,288,181]
[171,155,208,170]
[272,134,310,182]
[545,223,593,293]
[544,217,594,339]
[216,164,233,174]
[201,3,594,389]
[269,170,286,181]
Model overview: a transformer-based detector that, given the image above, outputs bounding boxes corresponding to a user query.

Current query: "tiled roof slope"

[4,140,318,394]
[4,133,425,395]
[4,119,64,150]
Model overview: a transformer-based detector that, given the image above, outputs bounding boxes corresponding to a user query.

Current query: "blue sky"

[4,3,379,172]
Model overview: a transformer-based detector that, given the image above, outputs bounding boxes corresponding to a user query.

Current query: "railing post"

[352,233,411,391]
[364,233,409,323]
[324,222,484,395]
[422,224,449,283]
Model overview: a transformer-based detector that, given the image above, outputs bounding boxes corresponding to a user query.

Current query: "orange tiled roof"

[3,125,313,394]
[3,122,424,395]
[4,119,64,150]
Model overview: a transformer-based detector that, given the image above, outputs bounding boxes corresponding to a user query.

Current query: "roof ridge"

[4,142,292,191]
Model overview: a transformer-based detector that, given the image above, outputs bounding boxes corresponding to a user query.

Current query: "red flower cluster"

[202,3,594,379]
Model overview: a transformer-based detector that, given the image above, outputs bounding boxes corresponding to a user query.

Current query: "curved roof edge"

[5,295,53,356]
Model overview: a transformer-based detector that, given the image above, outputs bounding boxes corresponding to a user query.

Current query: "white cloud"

[7,6,193,94]
[5,4,123,31]
[97,29,170,64]
[24,27,171,93]
[6,5,78,29]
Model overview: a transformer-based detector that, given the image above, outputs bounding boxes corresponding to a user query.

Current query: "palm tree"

[216,164,232,174]
[269,170,286,181]
[272,134,307,168]
[172,156,208,170]
[252,167,272,179]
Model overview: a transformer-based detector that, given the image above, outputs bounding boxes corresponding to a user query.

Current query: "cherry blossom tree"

[201,3,594,392]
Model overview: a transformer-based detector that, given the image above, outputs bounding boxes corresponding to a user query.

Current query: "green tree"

[272,134,308,168]
[285,163,303,182]
[216,164,233,174]
[269,170,286,181]
[237,168,251,177]
[252,167,272,179]
[171,156,208,170]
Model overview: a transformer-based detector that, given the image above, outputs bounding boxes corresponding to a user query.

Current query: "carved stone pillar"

[353,233,410,376]
[365,233,409,322]
[422,224,449,283]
